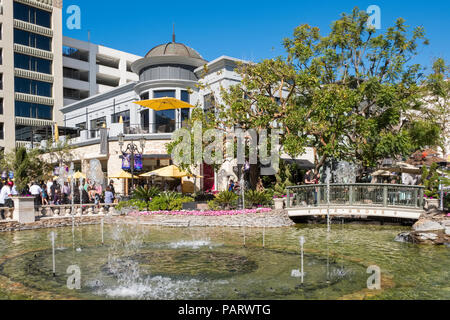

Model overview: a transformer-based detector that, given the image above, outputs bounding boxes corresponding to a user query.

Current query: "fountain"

[333,161,357,184]
[50,231,56,277]
[101,218,104,245]
[0,224,448,300]
[325,167,332,233]
[300,236,305,284]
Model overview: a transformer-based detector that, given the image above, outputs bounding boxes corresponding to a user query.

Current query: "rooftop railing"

[286,184,425,209]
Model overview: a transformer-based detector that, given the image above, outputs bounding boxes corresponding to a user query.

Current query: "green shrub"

[209,191,239,210]
[245,190,273,208]
[116,199,148,212]
[132,186,161,202]
[148,193,194,211]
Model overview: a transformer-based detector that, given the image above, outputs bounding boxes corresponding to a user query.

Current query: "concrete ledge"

[287,206,424,220]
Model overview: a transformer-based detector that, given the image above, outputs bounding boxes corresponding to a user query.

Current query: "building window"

[90,117,106,138]
[13,2,51,28]
[112,110,130,125]
[180,90,190,127]
[15,77,52,97]
[0,123,3,140]
[14,28,52,51]
[0,73,3,90]
[63,46,89,62]
[140,92,149,100]
[0,48,2,65]
[15,101,52,120]
[154,90,176,133]
[14,53,52,74]
[0,98,3,114]
[76,122,86,130]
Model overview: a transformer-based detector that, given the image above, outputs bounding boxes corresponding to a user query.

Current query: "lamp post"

[118,133,145,194]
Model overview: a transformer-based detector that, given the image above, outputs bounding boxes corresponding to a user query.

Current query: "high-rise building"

[0,0,63,152]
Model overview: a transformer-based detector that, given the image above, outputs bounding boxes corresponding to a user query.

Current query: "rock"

[445,228,450,236]
[395,232,412,243]
[417,233,438,241]
[413,219,445,232]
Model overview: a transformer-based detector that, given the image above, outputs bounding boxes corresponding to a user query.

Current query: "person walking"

[0,182,13,220]
[62,182,71,205]
[41,183,49,205]
[30,181,42,211]
[108,180,116,196]
[104,186,114,210]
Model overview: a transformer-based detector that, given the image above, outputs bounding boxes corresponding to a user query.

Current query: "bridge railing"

[286,184,424,209]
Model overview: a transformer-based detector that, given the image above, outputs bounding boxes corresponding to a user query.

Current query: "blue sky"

[63,0,449,71]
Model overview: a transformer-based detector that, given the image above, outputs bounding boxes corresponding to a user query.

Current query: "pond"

[0,220,448,300]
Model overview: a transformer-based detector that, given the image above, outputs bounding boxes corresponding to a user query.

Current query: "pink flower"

[128,208,271,217]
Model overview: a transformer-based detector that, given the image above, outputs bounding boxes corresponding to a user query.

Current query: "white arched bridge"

[286,184,425,221]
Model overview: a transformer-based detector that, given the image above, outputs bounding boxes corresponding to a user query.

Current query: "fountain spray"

[325,167,332,233]
[50,231,56,277]
[101,218,104,245]
[262,225,265,249]
[300,236,305,284]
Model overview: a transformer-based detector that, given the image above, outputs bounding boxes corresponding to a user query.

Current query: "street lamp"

[118,133,145,193]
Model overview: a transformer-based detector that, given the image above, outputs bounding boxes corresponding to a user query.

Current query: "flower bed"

[128,208,272,217]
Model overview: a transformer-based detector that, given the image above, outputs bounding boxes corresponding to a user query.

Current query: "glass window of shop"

[180,90,190,128]
[154,90,176,133]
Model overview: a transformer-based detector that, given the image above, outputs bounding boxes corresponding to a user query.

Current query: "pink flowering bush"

[128,208,272,217]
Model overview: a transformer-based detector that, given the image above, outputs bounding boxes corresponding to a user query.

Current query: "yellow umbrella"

[109,170,140,179]
[72,171,86,180]
[54,123,59,142]
[133,98,194,111]
[140,165,201,178]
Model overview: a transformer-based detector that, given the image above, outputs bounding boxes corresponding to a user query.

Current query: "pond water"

[0,220,448,300]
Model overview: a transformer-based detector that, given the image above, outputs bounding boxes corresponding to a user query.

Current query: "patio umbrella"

[54,123,59,142]
[386,162,421,175]
[109,170,140,179]
[372,170,394,177]
[133,98,194,111]
[72,171,86,180]
[140,165,201,178]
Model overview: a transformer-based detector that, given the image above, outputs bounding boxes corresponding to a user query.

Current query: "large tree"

[168,7,440,188]
[418,58,450,156]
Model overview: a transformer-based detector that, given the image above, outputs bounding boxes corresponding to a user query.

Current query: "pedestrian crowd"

[0,178,117,218]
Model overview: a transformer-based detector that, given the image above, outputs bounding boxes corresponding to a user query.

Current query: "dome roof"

[145,42,204,60]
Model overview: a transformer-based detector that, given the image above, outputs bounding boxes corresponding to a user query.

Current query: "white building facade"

[62,36,141,106]
[60,41,314,193]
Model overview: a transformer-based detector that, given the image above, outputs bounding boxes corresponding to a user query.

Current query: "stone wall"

[0,215,115,233]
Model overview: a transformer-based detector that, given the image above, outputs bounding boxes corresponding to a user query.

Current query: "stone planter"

[424,198,440,210]
[274,198,285,210]
[12,197,36,224]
